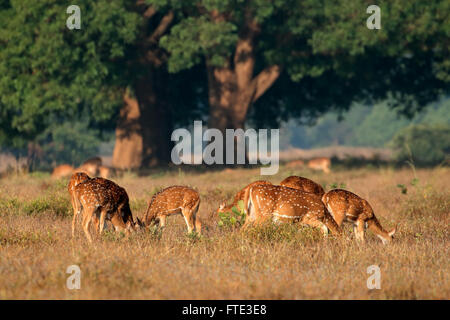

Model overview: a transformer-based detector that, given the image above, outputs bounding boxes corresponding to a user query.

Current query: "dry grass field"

[0,165,448,299]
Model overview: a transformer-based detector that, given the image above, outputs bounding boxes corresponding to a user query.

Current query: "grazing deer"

[70,176,140,242]
[307,157,331,173]
[279,176,325,197]
[52,164,74,179]
[217,180,272,214]
[322,189,396,244]
[91,177,142,233]
[143,186,200,234]
[73,179,118,242]
[242,184,341,235]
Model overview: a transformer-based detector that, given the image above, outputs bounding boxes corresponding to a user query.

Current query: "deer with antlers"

[217,180,272,214]
[322,189,396,244]
[143,186,201,234]
[242,184,341,235]
[279,176,325,197]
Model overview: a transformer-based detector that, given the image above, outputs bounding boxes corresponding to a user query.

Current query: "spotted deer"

[217,180,272,214]
[307,157,331,173]
[242,184,341,235]
[322,189,396,244]
[143,186,201,234]
[68,172,91,237]
[279,176,325,197]
[71,178,139,242]
[91,177,142,233]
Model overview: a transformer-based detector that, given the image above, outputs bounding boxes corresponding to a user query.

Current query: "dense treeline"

[0,0,449,169]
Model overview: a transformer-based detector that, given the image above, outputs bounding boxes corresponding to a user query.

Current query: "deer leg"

[82,208,94,243]
[355,219,365,242]
[72,196,83,237]
[71,196,78,237]
[191,200,201,234]
[182,208,195,233]
[158,215,167,228]
[98,208,108,235]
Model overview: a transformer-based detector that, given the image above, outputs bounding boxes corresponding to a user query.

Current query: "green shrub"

[218,200,246,228]
[390,124,450,166]
[22,195,71,217]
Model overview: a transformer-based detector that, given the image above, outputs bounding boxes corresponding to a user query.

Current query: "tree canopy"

[0,0,448,167]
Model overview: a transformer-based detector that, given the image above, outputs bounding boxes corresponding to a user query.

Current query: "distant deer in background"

[322,189,396,244]
[75,156,102,176]
[279,176,325,197]
[143,186,201,234]
[51,164,75,179]
[307,157,331,173]
[98,166,113,179]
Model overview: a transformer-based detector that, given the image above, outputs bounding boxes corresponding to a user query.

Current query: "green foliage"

[161,16,238,72]
[22,195,71,217]
[37,118,108,167]
[163,0,449,129]
[218,200,246,228]
[289,99,450,149]
[0,194,71,217]
[397,184,408,195]
[328,182,346,189]
[1,0,449,158]
[0,0,141,147]
[390,124,450,166]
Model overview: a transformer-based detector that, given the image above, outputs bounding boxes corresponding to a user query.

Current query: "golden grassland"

[0,165,448,299]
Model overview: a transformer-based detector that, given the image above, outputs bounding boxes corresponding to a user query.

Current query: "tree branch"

[251,65,281,102]
[234,7,260,90]
[147,11,174,44]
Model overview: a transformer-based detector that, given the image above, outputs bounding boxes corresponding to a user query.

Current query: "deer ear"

[219,201,226,210]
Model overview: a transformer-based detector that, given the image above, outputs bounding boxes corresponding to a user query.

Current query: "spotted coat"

[279,176,325,197]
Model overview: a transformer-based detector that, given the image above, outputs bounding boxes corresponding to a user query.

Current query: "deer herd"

[67,163,396,245]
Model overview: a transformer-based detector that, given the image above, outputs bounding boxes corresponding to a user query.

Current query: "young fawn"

[279,176,325,197]
[217,180,272,214]
[322,189,396,244]
[143,186,201,234]
[242,184,341,235]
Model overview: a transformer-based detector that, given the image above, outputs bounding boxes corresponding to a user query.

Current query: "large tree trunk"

[112,70,172,169]
[206,50,280,165]
[207,12,281,140]
[112,92,143,169]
